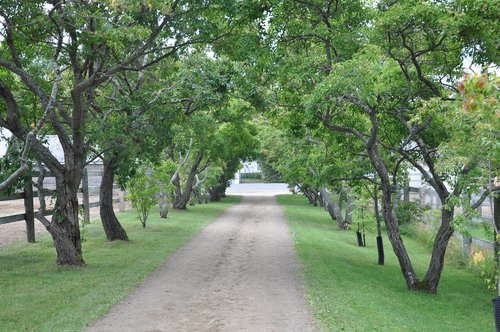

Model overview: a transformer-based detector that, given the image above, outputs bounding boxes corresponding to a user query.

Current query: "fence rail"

[0,165,124,243]
[407,185,495,252]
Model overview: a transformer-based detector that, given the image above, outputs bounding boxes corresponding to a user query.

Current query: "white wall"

[0,131,65,163]
[0,128,10,157]
[240,161,261,173]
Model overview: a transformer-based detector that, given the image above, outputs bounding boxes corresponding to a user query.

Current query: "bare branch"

[193,168,209,190]
[171,138,194,184]
[134,54,149,91]
[305,128,322,145]
[33,161,51,227]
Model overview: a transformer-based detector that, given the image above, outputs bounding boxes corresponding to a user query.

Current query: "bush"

[400,222,470,269]
[445,237,468,268]
[400,222,435,248]
[240,172,262,180]
[397,201,424,224]
[127,168,159,228]
[470,250,498,292]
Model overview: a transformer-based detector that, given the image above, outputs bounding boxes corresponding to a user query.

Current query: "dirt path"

[87,196,317,332]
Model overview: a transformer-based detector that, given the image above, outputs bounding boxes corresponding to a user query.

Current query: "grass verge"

[277,194,494,332]
[0,196,241,332]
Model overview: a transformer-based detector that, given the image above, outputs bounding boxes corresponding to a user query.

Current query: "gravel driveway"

[87,195,317,332]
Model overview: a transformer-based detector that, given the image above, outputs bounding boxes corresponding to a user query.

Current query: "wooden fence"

[407,185,495,252]
[0,165,125,243]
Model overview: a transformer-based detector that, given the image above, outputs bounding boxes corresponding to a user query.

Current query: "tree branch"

[317,112,368,143]
[470,186,500,210]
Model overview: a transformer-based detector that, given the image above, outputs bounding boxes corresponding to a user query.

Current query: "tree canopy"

[0,0,498,294]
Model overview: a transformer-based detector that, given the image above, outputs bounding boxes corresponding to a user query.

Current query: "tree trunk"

[367,142,419,290]
[158,189,170,218]
[374,185,384,265]
[379,180,419,289]
[305,190,315,205]
[208,187,222,202]
[344,194,353,224]
[318,192,324,207]
[45,175,85,265]
[172,173,184,207]
[195,189,203,204]
[99,157,129,241]
[303,187,317,206]
[319,187,347,230]
[48,216,84,265]
[374,186,382,237]
[208,170,230,202]
[420,208,455,292]
[173,150,204,210]
[311,192,318,206]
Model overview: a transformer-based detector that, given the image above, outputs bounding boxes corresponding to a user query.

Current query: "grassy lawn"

[0,196,240,332]
[277,194,495,332]
[467,221,494,241]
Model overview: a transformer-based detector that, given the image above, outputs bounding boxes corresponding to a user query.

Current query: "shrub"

[445,237,468,268]
[240,172,262,180]
[127,168,159,228]
[400,222,435,248]
[470,250,498,293]
[397,201,424,224]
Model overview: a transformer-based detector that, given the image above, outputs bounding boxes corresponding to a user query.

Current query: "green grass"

[468,221,494,241]
[277,194,495,332]
[0,196,240,332]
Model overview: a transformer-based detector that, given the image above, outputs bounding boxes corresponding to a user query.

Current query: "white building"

[0,129,9,158]
[0,131,101,164]
[232,161,261,184]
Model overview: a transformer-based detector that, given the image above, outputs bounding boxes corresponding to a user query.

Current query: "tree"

[205,102,259,201]
[127,165,160,228]
[169,98,259,209]
[304,0,499,292]
[0,0,237,265]
[91,56,183,240]
[266,0,499,292]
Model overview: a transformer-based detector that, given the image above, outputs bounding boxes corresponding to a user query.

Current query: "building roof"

[0,131,100,164]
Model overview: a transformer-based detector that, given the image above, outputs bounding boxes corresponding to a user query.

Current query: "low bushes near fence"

[0,196,240,332]
[277,194,495,331]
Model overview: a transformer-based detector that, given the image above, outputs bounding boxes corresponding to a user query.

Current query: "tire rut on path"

[87,196,317,332]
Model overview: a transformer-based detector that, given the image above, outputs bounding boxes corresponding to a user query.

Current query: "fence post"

[24,179,35,243]
[419,187,426,205]
[462,234,472,256]
[119,189,125,212]
[476,200,483,217]
[404,186,410,202]
[419,187,427,222]
[82,167,90,225]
